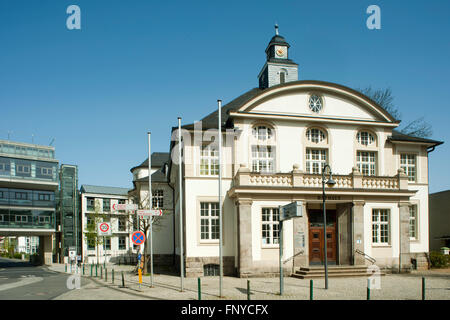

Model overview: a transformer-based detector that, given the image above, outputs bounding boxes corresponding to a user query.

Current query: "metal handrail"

[355,249,376,265]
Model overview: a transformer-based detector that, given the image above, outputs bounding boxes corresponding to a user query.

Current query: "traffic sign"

[112,203,138,211]
[137,209,163,217]
[97,222,112,236]
[280,201,303,221]
[132,231,145,246]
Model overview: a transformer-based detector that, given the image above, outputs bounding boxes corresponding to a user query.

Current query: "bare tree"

[356,87,432,138]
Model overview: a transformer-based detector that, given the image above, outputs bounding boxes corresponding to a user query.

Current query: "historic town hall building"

[143,27,443,277]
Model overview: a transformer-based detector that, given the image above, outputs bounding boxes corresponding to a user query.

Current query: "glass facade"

[0,142,55,159]
[0,156,58,182]
[0,208,55,229]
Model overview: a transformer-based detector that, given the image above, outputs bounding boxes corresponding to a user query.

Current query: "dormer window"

[357,131,375,146]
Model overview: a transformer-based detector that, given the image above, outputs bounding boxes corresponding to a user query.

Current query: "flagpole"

[218,99,223,298]
[178,117,184,292]
[148,131,154,287]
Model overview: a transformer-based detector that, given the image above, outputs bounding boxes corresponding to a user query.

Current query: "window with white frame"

[15,215,29,223]
[118,236,126,250]
[306,128,326,143]
[200,144,219,175]
[40,167,53,176]
[409,205,418,239]
[401,154,416,182]
[252,145,274,173]
[357,151,376,176]
[39,216,50,224]
[38,193,51,201]
[306,149,327,174]
[152,190,164,208]
[372,209,390,244]
[357,131,375,146]
[200,202,219,241]
[262,208,280,245]
[118,217,126,231]
[105,238,111,250]
[16,164,30,174]
[251,125,275,173]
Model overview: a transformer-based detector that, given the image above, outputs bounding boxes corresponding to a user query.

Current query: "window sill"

[372,244,391,248]
[262,245,279,249]
[199,241,219,246]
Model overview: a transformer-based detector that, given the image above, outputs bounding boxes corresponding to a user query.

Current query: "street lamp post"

[322,164,335,290]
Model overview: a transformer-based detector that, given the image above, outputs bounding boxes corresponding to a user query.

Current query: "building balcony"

[230,164,411,197]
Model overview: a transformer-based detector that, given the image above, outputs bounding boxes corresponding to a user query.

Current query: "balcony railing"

[233,165,409,191]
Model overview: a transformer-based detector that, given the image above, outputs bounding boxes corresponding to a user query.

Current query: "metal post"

[148,131,154,288]
[218,99,223,298]
[100,266,103,279]
[310,279,313,300]
[90,264,93,276]
[178,117,184,292]
[112,269,114,284]
[83,264,85,275]
[247,280,251,300]
[121,271,125,288]
[367,279,370,300]
[95,264,98,277]
[279,219,284,295]
[65,264,67,272]
[422,277,425,300]
[198,277,201,300]
[322,167,328,290]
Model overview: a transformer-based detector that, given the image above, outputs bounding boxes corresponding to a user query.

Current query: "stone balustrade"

[234,164,409,191]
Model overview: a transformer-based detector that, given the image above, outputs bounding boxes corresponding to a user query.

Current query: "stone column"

[237,199,253,277]
[399,202,411,272]
[39,235,53,265]
[352,201,366,265]
[292,202,308,270]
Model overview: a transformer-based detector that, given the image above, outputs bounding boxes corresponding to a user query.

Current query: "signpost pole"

[148,131,154,288]
[279,215,284,295]
[218,99,223,298]
[178,117,184,292]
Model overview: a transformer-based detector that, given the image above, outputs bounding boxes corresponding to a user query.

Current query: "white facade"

[80,187,137,264]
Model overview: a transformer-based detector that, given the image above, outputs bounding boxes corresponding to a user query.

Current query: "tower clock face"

[275,46,286,58]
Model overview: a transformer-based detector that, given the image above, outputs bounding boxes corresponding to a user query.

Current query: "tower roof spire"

[275,23,279,35]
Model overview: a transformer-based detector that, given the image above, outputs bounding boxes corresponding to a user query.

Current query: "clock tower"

[258,25,299,89]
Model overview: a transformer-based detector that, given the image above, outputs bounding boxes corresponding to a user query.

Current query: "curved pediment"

[235,81,398,124]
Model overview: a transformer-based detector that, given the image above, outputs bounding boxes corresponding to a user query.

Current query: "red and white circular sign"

[99,222,109,233]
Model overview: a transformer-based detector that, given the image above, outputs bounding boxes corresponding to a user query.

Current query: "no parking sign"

[132,231,145,246]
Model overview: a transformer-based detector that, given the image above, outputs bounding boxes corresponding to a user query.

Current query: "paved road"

[0,257,88,300]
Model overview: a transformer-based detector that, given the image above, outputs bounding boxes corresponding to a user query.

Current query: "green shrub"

[430,251,450,268]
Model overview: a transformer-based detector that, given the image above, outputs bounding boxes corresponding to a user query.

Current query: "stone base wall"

[185,256,235,278]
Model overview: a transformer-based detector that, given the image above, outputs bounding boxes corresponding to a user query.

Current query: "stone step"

[292,272,386,279]
[299,266,370,272]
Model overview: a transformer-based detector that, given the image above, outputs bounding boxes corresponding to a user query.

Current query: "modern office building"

[80,185,135,264]
[429,190,450,252]
[0,139,58,265]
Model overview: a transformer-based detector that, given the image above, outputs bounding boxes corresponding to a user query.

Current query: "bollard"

[112,269,114,284]
[105,268,108,281]
[367,279,370,300]
[65,264,67,272]
[95,264,98,277]
[422,277,425,300]
[90,264,93,277]
[121,271,125,288]
[100,266,103,279]
[310,279,313,301]
[247,280,251,300]
[83,264,85,275]
[198,277,201,300]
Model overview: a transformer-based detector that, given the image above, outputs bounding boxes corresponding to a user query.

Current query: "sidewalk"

[48,263,450,300]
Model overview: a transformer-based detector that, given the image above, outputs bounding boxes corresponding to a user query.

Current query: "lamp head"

[326,173,336,187]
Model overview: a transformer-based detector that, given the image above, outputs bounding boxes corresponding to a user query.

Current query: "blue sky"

[0,0,449,193]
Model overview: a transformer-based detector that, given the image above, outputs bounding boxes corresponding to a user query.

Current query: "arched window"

[357,131,375,146]
[251,125,275,173]
[306,128,326,143]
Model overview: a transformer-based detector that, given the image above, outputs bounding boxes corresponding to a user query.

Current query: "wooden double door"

[308,210,337,265]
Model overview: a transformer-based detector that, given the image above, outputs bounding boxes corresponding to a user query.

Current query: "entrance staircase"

[292,265,386,279]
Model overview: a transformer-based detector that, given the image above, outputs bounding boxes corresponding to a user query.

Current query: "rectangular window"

[105,238,111,250]
[38,193,51,201]
[103,199,110,212]
[372,209,390,244]
[306,149,327,174]
[200,144,219,175]
[87,198,95,211]
[15,192,28,200]
[251,145,274,173]
[357,151,376,176]
[39,216,50,223]
[401,154,416,182]
[118,217,126,231]
[15,215,29,223]
[0,215,4,222]
[88,239,95,250]
[200,202,219,241]
[152,190,164,208]
[261,208,280,245]
[40,167,53,176]
[118,199,126,205]
[409,205,418,240]
[0,191,3,198]
[119,236,126,250]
